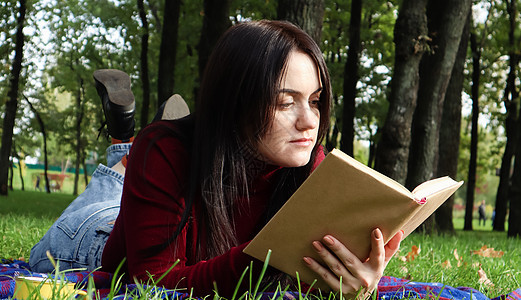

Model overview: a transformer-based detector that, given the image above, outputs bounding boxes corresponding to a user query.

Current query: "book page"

[411,177,461,200]
[402,179,464,237]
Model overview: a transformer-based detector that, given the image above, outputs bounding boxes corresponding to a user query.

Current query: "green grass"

[0,190,73,260]
[2,189,521,299]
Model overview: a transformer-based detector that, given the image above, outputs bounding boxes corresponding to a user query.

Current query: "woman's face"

[257,50,322,167]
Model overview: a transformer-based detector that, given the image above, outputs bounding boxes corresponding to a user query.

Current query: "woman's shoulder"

[134,117,194,150]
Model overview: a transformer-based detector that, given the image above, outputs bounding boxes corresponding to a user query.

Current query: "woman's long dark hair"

[147,20,332,262]
[192,20,332,259]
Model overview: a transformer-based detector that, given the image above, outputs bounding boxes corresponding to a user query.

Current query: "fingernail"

[323,235,334,246]
[373,228,382,240]
[312,241,323,252]
[303,257,312,265]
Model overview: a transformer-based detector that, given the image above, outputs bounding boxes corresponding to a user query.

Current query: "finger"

[321,236,366,279]
[311,239,354,281]
[302,256,346,291]
[368,228,386,271]
[384,230,404,263]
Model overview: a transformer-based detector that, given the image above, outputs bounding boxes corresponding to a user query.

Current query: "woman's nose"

[296,105,319,130]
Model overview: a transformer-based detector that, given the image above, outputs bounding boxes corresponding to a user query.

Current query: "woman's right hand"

[303,228,403,299]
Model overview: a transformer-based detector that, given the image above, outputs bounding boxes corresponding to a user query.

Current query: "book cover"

[244,148,463,290]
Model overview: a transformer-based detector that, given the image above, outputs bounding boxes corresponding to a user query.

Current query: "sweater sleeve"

[113,126,262,297]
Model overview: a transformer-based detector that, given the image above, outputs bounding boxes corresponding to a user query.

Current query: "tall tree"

[24,95,51,193]
[198,0,232,83]
[508,113,521,237]
[277,0,325,43]
[464,30,482,231]
[435,13,470,233]
[157,0,181,107]
[138,0,151,128]
[0,0,26,196]
[340,0,361,156]
[407,0,471,233]
[73,75,85,196]
[406,0,471,190]
[495,0,519,232]
[374,0,429,183]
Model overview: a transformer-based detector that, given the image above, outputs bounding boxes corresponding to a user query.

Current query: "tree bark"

[138,0,151,128]
[82,158,89,186]
[157,0,181,107]
[198,0,231,84]
[435,12,470,233]
[17,155,24,191]
[23,95,51,193]
[464,32,481,231]
[0,0,26,196]
[340,0,361,156]
[73,78,85,196]
[277,0,325,44]
[495,0,519,232]
[508,114,521,237]
[374,0,428,183]
[8,158,14,191]
[407,0,471,190]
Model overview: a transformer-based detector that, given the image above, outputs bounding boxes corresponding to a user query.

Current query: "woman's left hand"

[303,228,403,299]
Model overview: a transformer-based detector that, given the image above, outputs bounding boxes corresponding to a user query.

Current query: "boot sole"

[93,69,135,107]
[161,94,190,120]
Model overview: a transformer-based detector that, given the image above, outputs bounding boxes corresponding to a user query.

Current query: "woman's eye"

[278,102,294,109]
[310,99,321,108]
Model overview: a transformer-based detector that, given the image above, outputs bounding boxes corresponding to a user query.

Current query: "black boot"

[93,69,135,141]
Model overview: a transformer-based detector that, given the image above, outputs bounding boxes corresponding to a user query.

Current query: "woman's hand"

[302,228,403,299]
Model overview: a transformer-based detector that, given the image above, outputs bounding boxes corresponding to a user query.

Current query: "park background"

[3,0,521,296]
[0,0,518,250]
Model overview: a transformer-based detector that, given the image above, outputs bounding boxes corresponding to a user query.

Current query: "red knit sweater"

[101,121,325,297]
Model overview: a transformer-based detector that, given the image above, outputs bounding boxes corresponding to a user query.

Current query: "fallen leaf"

[478,266,494,287]
[473,245,504,258]
[441,260,452,268]
[406,245,421,261]
[453,249,460,260]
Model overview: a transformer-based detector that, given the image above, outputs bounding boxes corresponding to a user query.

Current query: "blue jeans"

[29,143,131,273]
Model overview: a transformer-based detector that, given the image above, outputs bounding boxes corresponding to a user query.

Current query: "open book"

[243,148,463,290]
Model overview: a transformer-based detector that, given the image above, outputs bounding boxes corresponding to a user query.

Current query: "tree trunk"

[23,95,51,193]
[8,158,14,191]
[198,0,231,80]
[138,0,151,128]
[73,78,85,196]
[0,0,26,196]
[508,114,521,237]
[340,0,361,156]
[406,0,471,233]
[277,0,325,44]
[17,156,24,191]
[435,12,470,233]
[495,0,519,232]
[407,0,471,189]
[82,158,89,186]
[464,32,481,231]
[374,0,429,183]
[157,0,181,107]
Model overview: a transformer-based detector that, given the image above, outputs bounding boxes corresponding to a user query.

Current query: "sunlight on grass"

[2,189,521,299]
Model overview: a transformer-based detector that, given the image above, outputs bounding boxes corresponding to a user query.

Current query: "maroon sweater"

[101,121,325,296]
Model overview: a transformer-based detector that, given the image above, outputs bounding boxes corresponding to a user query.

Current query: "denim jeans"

[29,143,131,273]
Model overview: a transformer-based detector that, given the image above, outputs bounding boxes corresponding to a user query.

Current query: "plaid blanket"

[1,259,520,300]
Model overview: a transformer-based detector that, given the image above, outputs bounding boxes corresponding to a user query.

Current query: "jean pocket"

[88,221,115,270]
[56,205,119,239]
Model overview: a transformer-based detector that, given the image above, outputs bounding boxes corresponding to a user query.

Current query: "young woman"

[32,20,402,298]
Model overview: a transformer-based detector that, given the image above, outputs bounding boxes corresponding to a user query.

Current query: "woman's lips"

[290,138,313,146]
